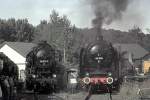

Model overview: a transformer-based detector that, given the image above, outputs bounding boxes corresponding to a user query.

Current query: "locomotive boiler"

[25,41,59,93]
[79,39,123,93]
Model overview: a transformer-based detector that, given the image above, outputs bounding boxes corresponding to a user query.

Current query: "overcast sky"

[0,0,149,33]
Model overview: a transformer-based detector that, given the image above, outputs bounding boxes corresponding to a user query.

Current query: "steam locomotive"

[79,39,123,93]
[25,41,61,93]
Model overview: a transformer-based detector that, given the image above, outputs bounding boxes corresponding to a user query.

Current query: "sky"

[0,0,150,33]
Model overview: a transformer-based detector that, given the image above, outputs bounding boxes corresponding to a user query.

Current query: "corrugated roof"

[1,42,37,57]
[113,43,149,59]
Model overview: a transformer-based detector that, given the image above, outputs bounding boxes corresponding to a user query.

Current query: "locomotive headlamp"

[32,74,36,78]
[53,74,56,78]
[108,72,112,76]
[106,77,113,84]
[86,73,89,76]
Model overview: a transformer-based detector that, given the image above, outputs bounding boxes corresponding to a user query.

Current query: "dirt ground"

[1,79,150,100]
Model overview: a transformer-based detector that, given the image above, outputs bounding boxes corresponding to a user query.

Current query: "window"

[20,70,25,82]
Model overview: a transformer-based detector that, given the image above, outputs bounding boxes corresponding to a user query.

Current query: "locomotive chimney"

[96,26,103,41]
[92,13,103,41]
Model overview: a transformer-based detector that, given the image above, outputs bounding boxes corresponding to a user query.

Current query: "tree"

[35,10,78,63]
[128,26,145,45]
[49,10,73,63]
[15,19,35,42]
[0,18,35,42]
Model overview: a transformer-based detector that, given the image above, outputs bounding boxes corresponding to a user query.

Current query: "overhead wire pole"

[64,40,66,63]
[63,27,67,63]
[63,27,72,63]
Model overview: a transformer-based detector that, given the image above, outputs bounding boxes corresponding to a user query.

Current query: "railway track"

[1,79,150,100]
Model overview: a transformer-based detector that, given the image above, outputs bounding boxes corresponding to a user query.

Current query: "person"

[0,53,18,100]
[0,58,10,100]
[84,84,92,100]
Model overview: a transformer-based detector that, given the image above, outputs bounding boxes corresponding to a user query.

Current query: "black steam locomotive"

[79,39,123,93]
[25,41,60,93]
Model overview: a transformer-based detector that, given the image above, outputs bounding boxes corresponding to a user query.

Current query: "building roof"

[142,53,150,60]
[1,42,37,57]
[113,43,149,59]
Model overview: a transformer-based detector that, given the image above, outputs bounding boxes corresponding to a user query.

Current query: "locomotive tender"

[79,39,123,93]
[25,41,59,93]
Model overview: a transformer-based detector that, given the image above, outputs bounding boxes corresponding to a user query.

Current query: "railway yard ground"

[14,78,150,100]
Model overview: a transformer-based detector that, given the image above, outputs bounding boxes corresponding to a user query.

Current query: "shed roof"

[1,42,37,57]
[113,43,149,59]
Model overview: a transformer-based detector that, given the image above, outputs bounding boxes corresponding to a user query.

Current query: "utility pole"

[64,39,66,63]
[63,27,72,63]
[63,27,67,63]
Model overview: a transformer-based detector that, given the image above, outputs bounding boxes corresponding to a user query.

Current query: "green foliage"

[0,18,35,42]
[35,10,81,64]
[1,10,150,65]
[15,19,35,42]
[128,26,145,44]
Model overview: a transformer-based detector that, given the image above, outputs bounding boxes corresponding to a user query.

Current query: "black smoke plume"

[88,0,129,39]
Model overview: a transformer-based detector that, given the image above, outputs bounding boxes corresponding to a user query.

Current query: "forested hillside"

[81,28,150,51]
[0,10,150,63]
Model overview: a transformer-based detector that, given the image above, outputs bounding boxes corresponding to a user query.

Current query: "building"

[0,42,36,81]
[113,43,149,74]
[142,53,150,74]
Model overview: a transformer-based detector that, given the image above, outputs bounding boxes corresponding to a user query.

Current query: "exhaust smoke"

[87,0,129,38]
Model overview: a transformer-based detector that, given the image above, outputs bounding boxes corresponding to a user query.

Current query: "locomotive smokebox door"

[66,68,78,93]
